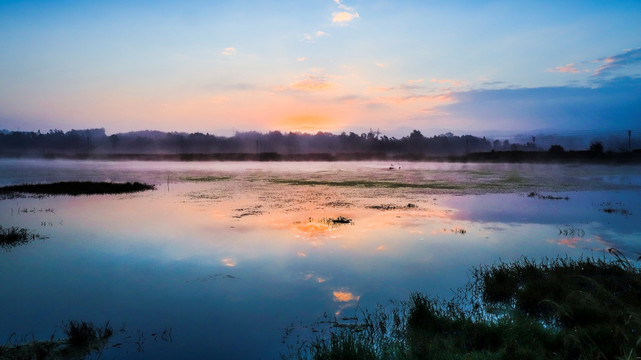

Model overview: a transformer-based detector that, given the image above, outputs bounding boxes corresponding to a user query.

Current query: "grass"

[0,225,47,250]
[286,254,641,360]
[0,181,155,197]
[0,321,113,360]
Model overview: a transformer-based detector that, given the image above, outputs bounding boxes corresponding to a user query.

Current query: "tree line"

[0,128,548,156]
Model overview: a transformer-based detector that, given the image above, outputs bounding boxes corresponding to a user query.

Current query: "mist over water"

[0,160,639,359]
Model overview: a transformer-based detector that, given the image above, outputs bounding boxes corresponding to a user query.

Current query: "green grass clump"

[0,181,155,197]
[287,254,641,360]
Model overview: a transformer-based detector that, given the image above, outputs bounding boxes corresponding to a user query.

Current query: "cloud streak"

[332,0,359,24]
[439,76,641,132]
[546,63,587,74]
[221,47,237,56]
[547,48,641,77]
[594,48,641,76]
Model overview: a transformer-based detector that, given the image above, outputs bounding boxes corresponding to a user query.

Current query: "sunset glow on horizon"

[1,0,640,136]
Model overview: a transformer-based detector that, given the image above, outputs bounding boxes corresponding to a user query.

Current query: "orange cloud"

[333,290,360,302]
[431,78,463,86]
[546,63,586,74]
[556,238,581,248]
[373,94,454,105]
[280,114,338,133]
[290,77,336,91]
[221,258,236,267]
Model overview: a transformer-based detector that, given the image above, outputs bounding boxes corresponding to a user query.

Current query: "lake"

[0,159,639,359]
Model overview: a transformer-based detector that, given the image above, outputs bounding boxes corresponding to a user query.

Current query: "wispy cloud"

[280,69,338,92]
[210,96,229,104]
[373,94,453,105]
[431,78,464,87]
[332,0,359,24]
[221,47,237,56]
[303,30,327,42]
[547,48,641,77]
[546,63,586,74]
[290,77,336,91]
[333,11,360,23]
[594,47,641,76]
[297,57,307,62]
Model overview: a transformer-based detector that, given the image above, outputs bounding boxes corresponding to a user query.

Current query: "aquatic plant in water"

[0,181,155,197]
[285,254,641,360]
[0,225,48,250]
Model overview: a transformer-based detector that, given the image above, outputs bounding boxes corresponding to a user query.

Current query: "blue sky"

[1,0,640,136]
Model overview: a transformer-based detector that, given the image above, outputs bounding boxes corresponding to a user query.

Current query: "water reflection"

[0,160,639,359]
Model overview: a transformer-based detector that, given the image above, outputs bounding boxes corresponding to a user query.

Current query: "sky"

[1,0,640,137]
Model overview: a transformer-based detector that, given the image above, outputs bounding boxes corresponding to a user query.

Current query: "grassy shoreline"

[286,254,641,360]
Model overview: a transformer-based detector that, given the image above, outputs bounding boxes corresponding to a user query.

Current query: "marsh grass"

[368,204,418,211]
[600,201,631,216]
[0,181,155,198]
[0,321,173,359]
[270,179,462,190]
[0,225,48,250]
[287,254,641,360]
[527,191,570,200]
[0,321,113,360]
[181,175,232,182]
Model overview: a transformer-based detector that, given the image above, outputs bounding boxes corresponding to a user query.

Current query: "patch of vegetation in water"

[0,181,155,197]
[527,191,570,200]
[1,321,173,358]
[600,201,631,216]
[286,252,641,360]
[271,179,462,190]
[0,225,48,250]
[368,203,418,210]
[0,321,113,360]
[181,175,232,182]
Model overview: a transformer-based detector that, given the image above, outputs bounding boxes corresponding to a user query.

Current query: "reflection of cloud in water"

[333,290,360,302]
[304,272,328,283]
[333,290,360,316]
[292,221,337,238]
[555,238,582,248]
[221,258,236,267]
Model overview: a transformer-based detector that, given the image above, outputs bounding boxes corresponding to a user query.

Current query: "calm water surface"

[0,160,639,359]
